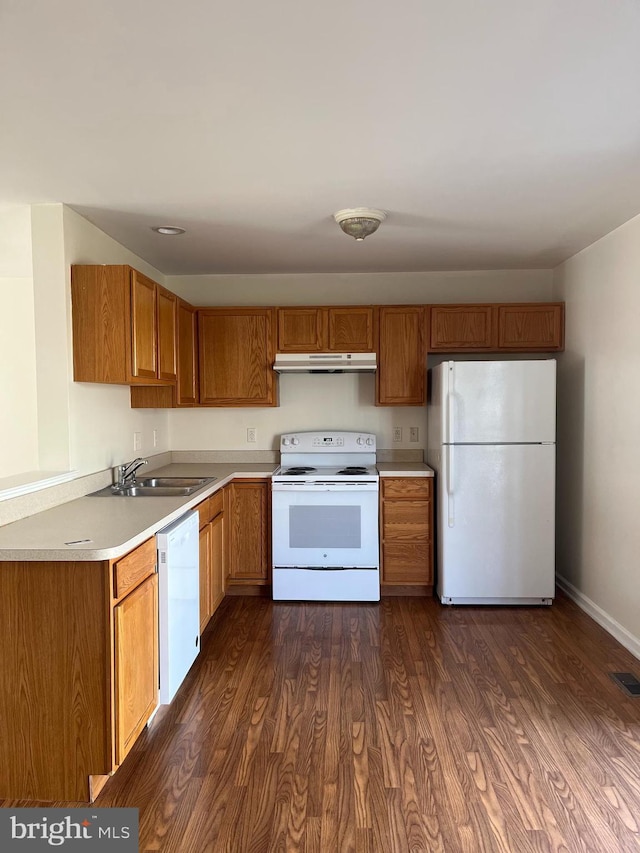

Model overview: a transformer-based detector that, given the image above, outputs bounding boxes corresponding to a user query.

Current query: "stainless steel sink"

[90,476,215,497]
[136,477,211,488]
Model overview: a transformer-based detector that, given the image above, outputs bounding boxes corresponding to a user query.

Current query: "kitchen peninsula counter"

[0,462,276,562]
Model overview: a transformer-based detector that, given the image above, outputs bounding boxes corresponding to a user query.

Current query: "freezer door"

[442,360,556,444]
[436,444,555,601]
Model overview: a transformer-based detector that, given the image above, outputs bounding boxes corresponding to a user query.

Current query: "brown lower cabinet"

[225,479,271,585]
[0,537,159,802]
[380,477,434,591]
[197,489,226,631]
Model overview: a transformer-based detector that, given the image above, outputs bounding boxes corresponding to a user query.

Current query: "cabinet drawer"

[383,501,430,540]
[209,489,224,518]
[381,478,432,499]
[382,543,432,584]
[196,496,214,527]
[114,537,156,599]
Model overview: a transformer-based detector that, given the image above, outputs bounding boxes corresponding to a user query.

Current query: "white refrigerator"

[427,359,556,605]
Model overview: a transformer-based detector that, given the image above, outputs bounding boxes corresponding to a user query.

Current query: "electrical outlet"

[133,431,142,452]
[247,427,257,443]
[409,427,419,442]
[153,429,158,448]
[393,427,402,443]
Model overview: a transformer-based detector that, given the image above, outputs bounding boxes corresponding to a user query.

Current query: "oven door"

[272,482,379,568]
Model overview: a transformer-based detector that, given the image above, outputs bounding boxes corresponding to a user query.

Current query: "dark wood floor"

[5,591,640,851]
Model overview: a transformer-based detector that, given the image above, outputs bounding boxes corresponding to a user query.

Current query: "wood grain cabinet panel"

[199,308,277,406]
[156,285,178,381]
[226,479,270,583]
[197,492,227,632]
[377,306,427,406]
[199,522,212,632]
[176,299,199,405]
[380,478,433,588]
[113,535,157,599]
[277,308,326,352]
[0,537,160,802]
[277,306,375,353]
[114,573,159,766]
[130,271,158,380]
[327,307,375,351]
[72,265,178,386]
[498,303,564,350]
[429,305,496,351]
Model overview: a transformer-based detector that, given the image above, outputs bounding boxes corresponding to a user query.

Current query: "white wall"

[167,268,553,452]
[167,269,553,307]
[61,206,172,474]
[553,213,640,654]
[0,205,38,477]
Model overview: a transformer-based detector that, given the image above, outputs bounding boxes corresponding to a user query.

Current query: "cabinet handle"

[446,445,455,528]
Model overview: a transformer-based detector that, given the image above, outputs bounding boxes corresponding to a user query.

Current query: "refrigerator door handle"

[446,369,455,443]
[446,444,455,527]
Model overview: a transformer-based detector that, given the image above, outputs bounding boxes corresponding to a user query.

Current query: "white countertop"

[0,463,276,562]
[0,459,433,562]
[376,462,434,477]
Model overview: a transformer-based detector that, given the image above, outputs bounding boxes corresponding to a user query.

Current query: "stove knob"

[291,437,300,446]
[357,437,365,445]
[282,438,291,446]
[366,437,374,446]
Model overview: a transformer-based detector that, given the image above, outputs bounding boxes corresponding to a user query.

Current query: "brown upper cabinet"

[377,306,427,406]
[497,303,564,351]
[429,305,496,351]
[72,265,176,385]
[277,306,375,352]
[175,299,199,405]
[198,307,277,406]
[428,303,564,352]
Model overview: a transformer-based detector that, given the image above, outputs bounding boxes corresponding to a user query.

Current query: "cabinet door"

[498,304,564,351]
[199,308,277,406]
[157,286,178,381]
[176,299,199,406]
[227,480,269,581]
[130,271,158,380]
[71,265,131,384]
[277,308,326,352]
[199,523,212,632]
[210,510,225,613]
[377,306,426,405]
[328,307,375,352]
[429,305,495,351]
[114,573,158,765]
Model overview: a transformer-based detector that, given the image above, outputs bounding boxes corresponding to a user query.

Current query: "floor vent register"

[609,672,640,697]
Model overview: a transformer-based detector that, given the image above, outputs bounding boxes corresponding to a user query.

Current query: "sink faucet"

[116,457,148,488]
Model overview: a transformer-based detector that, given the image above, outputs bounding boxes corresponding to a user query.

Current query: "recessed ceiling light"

[151,225,186,236]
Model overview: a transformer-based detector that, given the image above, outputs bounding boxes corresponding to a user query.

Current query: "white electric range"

[271,431,380,601]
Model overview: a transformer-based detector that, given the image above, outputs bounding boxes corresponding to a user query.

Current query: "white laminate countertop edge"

[376,463,434,477]
[0,464,276,562]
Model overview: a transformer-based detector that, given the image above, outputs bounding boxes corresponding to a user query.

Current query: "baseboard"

[556,574,640,661]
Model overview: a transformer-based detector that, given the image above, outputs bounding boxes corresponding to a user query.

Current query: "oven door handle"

[271,482,379,492]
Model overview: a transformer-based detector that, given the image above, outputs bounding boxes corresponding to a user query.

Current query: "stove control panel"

[312,436,344,447]
[280,431,376,453]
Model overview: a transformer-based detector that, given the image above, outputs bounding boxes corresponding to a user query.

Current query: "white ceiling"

[1,0,640,275]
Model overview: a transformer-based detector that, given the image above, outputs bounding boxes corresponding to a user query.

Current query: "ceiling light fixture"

[151,225,186,236]
[333,208,386,241]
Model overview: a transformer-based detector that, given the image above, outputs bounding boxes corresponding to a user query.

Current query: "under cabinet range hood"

[273,352,377,374]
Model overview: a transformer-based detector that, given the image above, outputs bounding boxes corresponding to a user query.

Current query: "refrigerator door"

[436,443,555,603]
[436,360,556,445]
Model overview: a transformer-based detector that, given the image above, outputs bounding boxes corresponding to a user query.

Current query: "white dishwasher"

[156,510,200,704]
